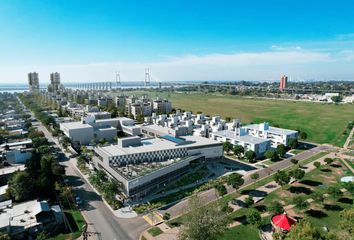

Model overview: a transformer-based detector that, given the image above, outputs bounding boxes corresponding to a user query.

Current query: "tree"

[32,137,49,148]
[36,231,48,240]
[7,171,33,201]
[61,136,72,149]
[226,173,244,190]
[287,219,322,240]
[311,190,325,204]
[290,168,305,181]
[0,232,10,240]
[292,195,308,209]
[163,212,171,221]
[233,145,244,158]
[327,185,343,199]
[273,171,290,187]
[288,138,298,149]
[28,130,44,139]
[245,196,254,207]
[276,144,287,157]
[37,145,52,155]
[245,150,257,163]
[58,186,74,208]
[250,173,259,182]
[136,114,145,123]
[225,117,231,122]
[246,208,262,228]
[178,196,229,240]
[265,150,279,162]
[331,95,342,103]
[313,161,321,169]
[268,201,284,215]
[324,158,334,165]
[299,131,308,140]
[215,183,227,197]
[52,164,65,176]
[339,208,354,237]
[290,158,299,165]
[223,142,232,154]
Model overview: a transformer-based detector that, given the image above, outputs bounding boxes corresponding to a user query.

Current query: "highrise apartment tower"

[48,72,61,92]
[279,75,288,90]
[28,72,40,93]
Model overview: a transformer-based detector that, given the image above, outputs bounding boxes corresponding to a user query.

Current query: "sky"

[1,0,354,83]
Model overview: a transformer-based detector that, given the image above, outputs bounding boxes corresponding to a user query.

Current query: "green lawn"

[290,149,305,155]
[148,227,163,237]
[218,224,260,240]
[262,159,275,166]
[124,91,354,146]
[49,210,85,240]
[344,158,354,170]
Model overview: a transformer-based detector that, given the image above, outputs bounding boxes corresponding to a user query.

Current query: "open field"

[122,91,353,146]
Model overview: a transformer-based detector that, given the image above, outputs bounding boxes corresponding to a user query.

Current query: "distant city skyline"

[1,0,354,83]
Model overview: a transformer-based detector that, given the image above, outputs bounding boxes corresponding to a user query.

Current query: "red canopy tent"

[271,213,296,232]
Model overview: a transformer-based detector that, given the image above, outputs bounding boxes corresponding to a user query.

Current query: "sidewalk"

[343,127,354,149]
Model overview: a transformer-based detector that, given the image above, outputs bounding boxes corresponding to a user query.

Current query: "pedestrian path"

[343,127,354,149]
[143,211,164,226]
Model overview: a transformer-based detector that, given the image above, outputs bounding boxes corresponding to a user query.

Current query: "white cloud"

[337,50,354,61]
[270,45,303,51]
[46,49,332,82]
[2,46,354,83]
[336,33,354,40]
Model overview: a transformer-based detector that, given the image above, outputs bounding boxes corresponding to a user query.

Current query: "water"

[0,84,28,93]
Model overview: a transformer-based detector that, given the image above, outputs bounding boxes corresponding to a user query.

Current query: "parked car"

[75,196,83,206]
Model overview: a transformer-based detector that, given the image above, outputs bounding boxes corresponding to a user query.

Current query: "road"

[34,122,148,240]
[160,144,335,218]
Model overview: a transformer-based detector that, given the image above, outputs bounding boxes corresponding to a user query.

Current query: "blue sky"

[1,0,354,83]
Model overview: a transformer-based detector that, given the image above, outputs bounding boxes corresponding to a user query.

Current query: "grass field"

[124,91,353,146]
[49,210,85,240]
[218,224,260,240]
[148,227,163,237]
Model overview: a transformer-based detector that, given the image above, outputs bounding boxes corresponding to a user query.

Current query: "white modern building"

[243,122,298,147]
[93,134,223,198]
[152,97,172,114]
[211,129,271,158]
[60,116,140,145]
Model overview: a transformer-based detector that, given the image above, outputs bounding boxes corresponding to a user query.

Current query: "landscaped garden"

[219,157,354,239]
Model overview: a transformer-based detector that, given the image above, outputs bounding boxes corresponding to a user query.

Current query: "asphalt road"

[34,122,148,240]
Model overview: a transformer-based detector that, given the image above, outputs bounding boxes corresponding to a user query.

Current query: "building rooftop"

[214,130,270,144]
[244,124,298,135]
[0,139,32,148]
[0,200,53,230]
[60,121,92,130]
[141,124,172,136]
[97,134,220,157]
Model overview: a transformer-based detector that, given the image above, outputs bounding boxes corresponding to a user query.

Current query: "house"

[0,200,63,239]
[243,122,298,147]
